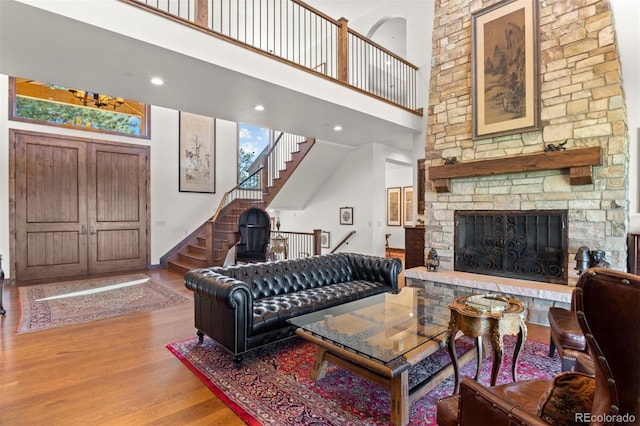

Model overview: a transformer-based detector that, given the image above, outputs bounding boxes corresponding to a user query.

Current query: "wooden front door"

[88,144,148,275]
[13,130,149,281]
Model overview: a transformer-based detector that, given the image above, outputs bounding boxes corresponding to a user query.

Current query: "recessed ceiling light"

[254,104,265,111]
[334,125,343,131]
[150,77,164,86]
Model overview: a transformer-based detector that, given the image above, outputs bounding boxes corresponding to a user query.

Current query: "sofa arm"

[184,268,253,308]
[458,378,550,426]
[348,254,402,290]
[184,268,255,355]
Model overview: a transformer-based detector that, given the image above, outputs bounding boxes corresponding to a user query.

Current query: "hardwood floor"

[0,268,550,425]
[0,269,244,425]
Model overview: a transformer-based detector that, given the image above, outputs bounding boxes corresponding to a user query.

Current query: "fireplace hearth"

[454,210,568,284]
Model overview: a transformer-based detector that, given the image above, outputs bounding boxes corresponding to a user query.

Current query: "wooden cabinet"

[405,226,425,269]
[629,233,640,274]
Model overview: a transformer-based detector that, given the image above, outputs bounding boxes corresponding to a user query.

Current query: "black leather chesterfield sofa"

[184,252,402,364]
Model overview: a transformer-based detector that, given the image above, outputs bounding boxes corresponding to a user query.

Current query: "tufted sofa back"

[209,252,396,300]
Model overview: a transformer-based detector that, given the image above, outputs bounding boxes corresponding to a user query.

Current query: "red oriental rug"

[167,335,561,425]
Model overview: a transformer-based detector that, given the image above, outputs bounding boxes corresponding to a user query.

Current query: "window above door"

[9,77,150,139]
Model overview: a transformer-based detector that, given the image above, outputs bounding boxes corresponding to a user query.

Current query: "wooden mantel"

[428,147,603,193]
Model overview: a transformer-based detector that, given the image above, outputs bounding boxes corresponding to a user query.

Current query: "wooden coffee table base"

[297,328,476,426]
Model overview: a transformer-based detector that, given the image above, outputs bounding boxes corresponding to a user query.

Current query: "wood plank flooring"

[0,268,550,425]
[0,269,244,425]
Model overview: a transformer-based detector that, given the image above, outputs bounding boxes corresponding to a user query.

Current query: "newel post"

[195,0,208,27]
[313,229,322,255]
[337,18,349,83]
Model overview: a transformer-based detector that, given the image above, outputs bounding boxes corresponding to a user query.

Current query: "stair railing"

[262,131,306,188]
[211,129,306,222]
[211,169,264,222]
[331,230,357,253]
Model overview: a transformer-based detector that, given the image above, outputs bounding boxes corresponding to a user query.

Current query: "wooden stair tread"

[167,258,211,273]
[178,252,207,261]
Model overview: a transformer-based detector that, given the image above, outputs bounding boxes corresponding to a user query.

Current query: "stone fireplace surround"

[410,0,630,326]
[405,268,573,326]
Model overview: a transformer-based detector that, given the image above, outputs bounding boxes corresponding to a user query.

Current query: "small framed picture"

[403,186,414,226]
[340,207,353,225]
[387,187,402,226]
[321,231,331,248]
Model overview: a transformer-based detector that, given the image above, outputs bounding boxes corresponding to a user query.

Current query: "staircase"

[164,135,315,275]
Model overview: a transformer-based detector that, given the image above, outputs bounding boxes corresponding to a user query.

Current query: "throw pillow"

[537,371,595,425]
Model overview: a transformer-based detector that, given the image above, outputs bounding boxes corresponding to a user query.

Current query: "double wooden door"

[12,130,149,281]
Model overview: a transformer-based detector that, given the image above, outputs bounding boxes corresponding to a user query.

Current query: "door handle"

[90,227,97,235]
[80,225,87,235]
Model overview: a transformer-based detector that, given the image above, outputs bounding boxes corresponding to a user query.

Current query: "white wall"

[611,0,640,232]
[0,76,9,276]
[278,144,377,255]
[385,164,412,249]
[149,108,240,263]
[0,74,239,277]
[277,142,413,256]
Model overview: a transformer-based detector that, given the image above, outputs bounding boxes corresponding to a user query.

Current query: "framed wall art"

[179,111,216,193]
[340,207,353,225]
[471,0,540,140]
[403,186,414,226]
[321,231,331,248]
[386,187,402,226]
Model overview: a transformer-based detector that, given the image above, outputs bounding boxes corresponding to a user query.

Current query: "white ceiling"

[0,0,423,149]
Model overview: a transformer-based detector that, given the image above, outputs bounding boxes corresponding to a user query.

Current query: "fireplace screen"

[454,210,568,284]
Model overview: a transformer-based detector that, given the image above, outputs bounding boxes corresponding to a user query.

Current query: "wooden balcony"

[121,0,422,115]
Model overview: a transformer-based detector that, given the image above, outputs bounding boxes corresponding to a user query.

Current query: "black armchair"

[236,207,271,263]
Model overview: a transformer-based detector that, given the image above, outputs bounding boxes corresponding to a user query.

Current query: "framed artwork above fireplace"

[471,0,540,139]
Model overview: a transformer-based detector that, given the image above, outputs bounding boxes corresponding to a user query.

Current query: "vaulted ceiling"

[0,0,424,149]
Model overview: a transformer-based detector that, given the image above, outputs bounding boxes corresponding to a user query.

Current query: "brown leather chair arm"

[458,378,550,426]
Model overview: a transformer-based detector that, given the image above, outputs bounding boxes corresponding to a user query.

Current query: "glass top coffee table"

[289,287,476,426]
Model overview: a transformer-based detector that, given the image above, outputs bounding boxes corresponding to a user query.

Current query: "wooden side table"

[270,236,288,261]
[447,295,527,394]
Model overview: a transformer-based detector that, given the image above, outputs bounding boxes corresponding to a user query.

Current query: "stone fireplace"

[405,0,630,326]
[422,0,629,277]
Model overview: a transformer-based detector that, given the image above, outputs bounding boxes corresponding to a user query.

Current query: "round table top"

[449,294,524,318]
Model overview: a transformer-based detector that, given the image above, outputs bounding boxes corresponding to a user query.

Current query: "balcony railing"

[122,0,420,112]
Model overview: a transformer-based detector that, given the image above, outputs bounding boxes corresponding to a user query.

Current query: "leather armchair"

[547,291,587,371]
[437,268,640,426]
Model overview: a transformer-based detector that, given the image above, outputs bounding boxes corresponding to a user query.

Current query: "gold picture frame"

[179,111,216,193]
[386,187,402,226]
[403,186,414,226]
[472,0,540,140]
